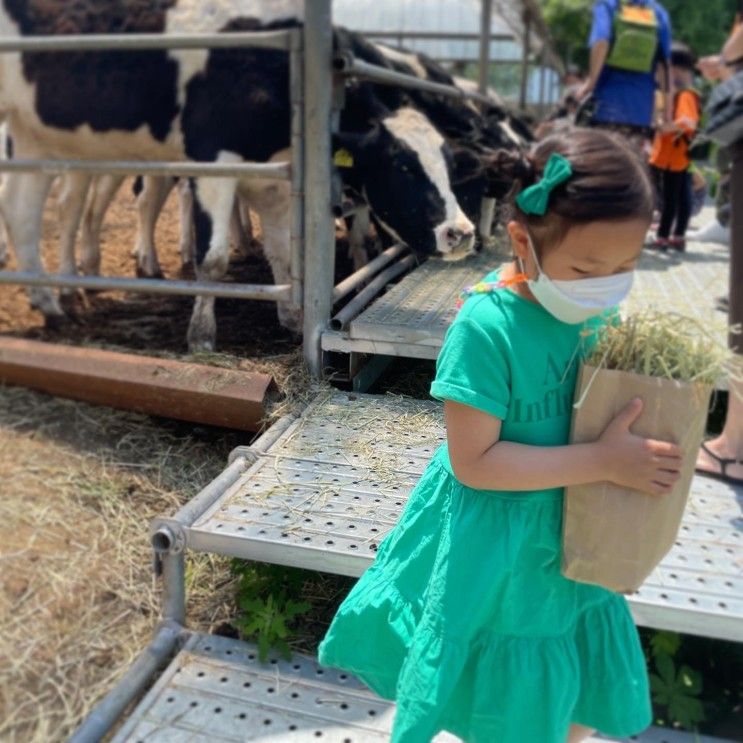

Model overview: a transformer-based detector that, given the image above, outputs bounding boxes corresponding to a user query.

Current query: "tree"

[540,0,738,74]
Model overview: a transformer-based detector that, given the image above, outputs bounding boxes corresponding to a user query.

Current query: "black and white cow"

[0,0,475,350]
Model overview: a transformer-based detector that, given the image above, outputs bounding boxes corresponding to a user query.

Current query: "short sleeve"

[588,1,613,47]
[430,316,511,420]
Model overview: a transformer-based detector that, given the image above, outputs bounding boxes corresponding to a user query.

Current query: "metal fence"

[0,0,530,380]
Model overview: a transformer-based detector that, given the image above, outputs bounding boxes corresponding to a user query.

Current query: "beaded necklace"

[455,272,528,310]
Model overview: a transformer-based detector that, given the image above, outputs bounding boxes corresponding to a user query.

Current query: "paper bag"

[561,364,712,594]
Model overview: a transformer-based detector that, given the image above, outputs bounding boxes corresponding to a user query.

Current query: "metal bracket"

[151,517,188,556]
[227,445,258,467]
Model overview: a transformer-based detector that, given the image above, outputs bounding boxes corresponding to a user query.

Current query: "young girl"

[318,129,683,743]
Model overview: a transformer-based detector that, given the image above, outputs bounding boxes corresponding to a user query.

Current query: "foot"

[648,237,670,251]
[687,219,731,245]
[695,438,743,485]
[669,236,686,252]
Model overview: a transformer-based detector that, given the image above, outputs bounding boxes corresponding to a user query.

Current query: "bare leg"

[0,170,58,319]
[187,174,238,351]
[695,376,743,481]
[566,723,596,743]
[80,174,124,276]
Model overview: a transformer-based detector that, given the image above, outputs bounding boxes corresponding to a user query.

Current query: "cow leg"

[176,178,195,272]
[80,174,124,276]
[134,176,174,279]
[229,197,252,259]
[251,183,301,335]
[0,171,59,320]
[478,196,496,248]
[238,195,254,245]
[187,177,237,352]
[0,218,8,268]
[57,172,92,295]
[347,206,371,271]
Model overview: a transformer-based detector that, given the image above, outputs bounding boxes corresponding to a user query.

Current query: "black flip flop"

[695,442,743,487]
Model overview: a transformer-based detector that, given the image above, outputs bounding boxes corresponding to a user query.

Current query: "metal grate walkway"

[164,391,743,642]
[110,632,736,743]
[322,238,731,366]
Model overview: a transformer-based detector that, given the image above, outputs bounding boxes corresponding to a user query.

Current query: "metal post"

[478,0,493,96]
[519,10,532,111]
[302,0,335,378]
[289,29,305,310]
[67,622,183,743]
[162,551,186,627]
[539,48,547,112]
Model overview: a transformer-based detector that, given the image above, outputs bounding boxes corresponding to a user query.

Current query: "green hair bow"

[515,152,572,216]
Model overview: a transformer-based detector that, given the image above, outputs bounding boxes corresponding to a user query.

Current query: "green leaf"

[650,631,681,658]
[679,665,703,695]
[655,653,676,687]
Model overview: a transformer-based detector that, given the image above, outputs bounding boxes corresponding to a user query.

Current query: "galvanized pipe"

[0,30,291,53]
[0,271,291,301]
[361,30,512,42]
[160,455,248,531]
[519,10,532,111]
[0,158,289,179]
[335,55,491,106]
[67,622,184,743]
[162,552,186,627]
[331,254,416,331]
[477,0,494,96]
[302,0,335,378]
[332,244,407,303]
[289,29,305,309]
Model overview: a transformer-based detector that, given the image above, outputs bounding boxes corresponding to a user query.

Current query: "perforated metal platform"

[321,238,730,362]
[170,391,743,642]
[110,632,736,743]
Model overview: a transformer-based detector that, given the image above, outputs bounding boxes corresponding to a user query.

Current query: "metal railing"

[0,29,304,310]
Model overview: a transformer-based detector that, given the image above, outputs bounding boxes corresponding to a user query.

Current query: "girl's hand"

[596,398,683,496]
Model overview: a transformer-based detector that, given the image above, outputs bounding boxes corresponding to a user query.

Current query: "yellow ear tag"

[333,148,354,168]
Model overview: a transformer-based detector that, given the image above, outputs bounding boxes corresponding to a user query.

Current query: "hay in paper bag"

[561,313,732,593]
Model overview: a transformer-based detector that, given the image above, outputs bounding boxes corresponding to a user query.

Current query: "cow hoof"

[136,264,165,280]
[59,292,79,314]
[188,338,215,354]
[43,313,71,331]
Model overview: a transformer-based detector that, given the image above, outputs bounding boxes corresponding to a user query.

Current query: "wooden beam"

[0,337,277,432]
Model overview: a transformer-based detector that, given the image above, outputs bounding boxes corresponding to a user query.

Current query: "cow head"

[335,107,475,260]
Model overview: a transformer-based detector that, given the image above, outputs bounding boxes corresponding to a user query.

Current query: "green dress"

[317,271,652,743]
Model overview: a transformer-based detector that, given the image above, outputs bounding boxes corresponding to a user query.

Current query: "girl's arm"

[445,398,683,496]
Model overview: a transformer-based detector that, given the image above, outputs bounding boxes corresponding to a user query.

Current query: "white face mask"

[520,234,634,325]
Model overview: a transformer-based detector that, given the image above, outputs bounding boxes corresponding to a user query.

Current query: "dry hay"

[0,358,311,743]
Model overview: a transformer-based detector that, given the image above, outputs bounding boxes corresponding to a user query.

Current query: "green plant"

[650,652,706,731]
[647,630,706,731]
[231,560,311,662]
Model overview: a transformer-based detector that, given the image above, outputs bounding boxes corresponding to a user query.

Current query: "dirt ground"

[0,181,324,742]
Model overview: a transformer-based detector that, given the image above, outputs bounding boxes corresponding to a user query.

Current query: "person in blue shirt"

[577,0,673,141]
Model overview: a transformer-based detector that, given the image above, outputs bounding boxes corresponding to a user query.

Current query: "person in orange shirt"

[648,43,700,251]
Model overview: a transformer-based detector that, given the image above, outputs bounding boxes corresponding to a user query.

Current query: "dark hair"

[490,127,654,256]
[670,42,696,70]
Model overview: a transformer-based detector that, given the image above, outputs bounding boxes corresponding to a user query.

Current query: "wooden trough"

[0,337,277,432]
